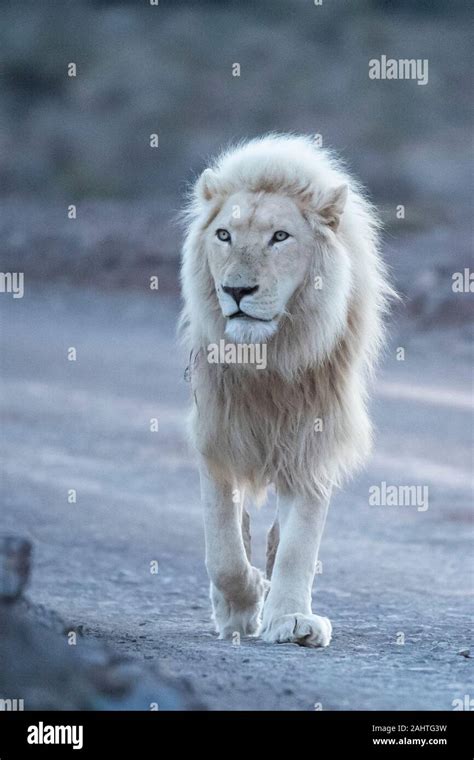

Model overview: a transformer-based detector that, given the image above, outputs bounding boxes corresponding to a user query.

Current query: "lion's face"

[205,191,314,342]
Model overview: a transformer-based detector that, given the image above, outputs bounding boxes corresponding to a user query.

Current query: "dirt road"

[0,286,472,710]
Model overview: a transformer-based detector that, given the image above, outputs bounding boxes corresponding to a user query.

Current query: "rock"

[0,537,204,710]
[0,601,204,710]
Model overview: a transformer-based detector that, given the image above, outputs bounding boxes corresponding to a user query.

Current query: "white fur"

[180,134,394,646]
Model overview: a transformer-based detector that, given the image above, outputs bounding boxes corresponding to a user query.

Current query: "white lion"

[180,134,393,647]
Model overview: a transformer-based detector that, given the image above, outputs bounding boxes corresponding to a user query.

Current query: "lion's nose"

[221,284,259,306]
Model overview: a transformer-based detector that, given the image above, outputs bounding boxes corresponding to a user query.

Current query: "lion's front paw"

[211,567,269,640]
[261,613,332,648]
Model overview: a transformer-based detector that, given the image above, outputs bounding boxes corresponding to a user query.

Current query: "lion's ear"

[317,184,348,230]
[196,168,219,201]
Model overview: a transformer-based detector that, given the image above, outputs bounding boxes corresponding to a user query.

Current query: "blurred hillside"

[0,0,472,321]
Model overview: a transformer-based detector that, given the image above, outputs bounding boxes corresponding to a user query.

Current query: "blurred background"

[0,0,472,317]
[0,0,472,710]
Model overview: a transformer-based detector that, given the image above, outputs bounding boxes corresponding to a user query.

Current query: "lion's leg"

[199,459,268,639]
[261,489,332,647]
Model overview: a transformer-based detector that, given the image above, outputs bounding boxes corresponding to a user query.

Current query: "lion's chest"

[191,355,320,478]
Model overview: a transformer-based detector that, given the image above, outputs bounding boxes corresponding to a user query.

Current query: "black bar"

[0,711,472,757]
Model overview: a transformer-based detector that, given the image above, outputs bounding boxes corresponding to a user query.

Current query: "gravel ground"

[0,286,472,710]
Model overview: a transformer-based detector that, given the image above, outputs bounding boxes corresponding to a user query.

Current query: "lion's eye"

[271,230,290,244]
[216,229,231,243]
